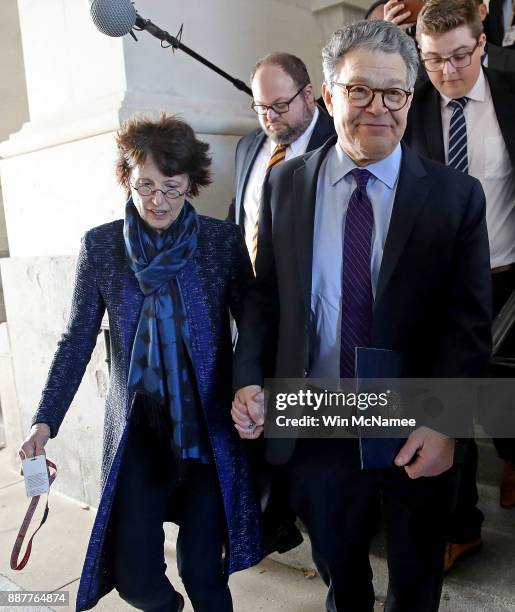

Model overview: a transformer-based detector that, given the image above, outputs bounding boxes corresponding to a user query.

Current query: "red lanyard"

[10,458,57,571]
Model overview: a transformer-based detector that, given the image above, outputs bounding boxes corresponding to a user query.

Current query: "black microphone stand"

[133,15,252,97]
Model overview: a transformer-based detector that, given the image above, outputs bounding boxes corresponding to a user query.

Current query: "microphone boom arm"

[134,15,252,97]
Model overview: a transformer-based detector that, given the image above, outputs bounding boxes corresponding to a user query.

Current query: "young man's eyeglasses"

[251,83,309,115]
[421,41,480,72]
[331,82,413,111]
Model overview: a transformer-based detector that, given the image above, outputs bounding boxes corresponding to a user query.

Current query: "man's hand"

[383,0,415,30]
[19,423,51,460]
[232,385,264,440]
[394,426,455,479]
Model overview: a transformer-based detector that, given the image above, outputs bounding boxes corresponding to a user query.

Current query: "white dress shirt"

[242,107,320,256]
[440,69,515,268]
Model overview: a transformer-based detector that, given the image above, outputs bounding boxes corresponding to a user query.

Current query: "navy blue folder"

[355,347,405,470]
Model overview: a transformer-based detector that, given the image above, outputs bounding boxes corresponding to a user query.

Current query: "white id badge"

[22,455,50,497]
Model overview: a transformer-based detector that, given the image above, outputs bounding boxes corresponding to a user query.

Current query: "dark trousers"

[287,438,457,612]
[448,268,515,542]
[110,425,232,612]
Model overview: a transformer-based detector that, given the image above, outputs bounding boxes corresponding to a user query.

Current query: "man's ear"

[304,82,314,100]
[478,31,487,54]
[321,81,334,117]
[478,2,488,22]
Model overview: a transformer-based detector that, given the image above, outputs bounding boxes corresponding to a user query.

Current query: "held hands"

[231,385,265,440]
[19,423,51,460]
[394,426,455,479]
[383,0,415,30]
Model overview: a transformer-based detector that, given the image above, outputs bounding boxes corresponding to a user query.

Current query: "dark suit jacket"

[485,0,509,47]
[404,68,515,170]
[227,108,335,227]
[488,42,515,72]
[234,137,492,464]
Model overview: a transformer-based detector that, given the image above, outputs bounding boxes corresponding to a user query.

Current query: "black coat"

[488,42,515,72]
[234,138,492,464]
[485,0,511,47]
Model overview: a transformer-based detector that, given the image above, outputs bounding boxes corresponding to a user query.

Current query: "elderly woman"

[19,114,263,612]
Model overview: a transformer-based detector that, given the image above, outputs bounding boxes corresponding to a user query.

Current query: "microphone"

[88,1,252,96]
[89,0,137,37]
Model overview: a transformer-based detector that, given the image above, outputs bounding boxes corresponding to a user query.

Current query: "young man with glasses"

[232,20,491,612]
[227,52,334,264]
[404,0,515,572]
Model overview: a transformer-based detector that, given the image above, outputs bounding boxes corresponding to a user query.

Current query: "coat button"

[303,369,308,378]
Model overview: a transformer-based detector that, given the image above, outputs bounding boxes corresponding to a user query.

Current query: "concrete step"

[477,437,504,487]
[478,481,515,536]
[0,449,384,612]
[271,524,515,611]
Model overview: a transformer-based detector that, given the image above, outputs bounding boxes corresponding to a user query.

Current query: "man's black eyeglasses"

[251,83,309,115]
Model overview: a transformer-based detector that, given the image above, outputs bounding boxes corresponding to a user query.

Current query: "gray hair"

[322,20,420,91]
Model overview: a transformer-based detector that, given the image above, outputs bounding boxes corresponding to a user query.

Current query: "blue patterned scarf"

[124,198,207,461]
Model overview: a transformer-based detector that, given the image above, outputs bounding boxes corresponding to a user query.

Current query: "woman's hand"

[232,386,265,440]
[19,423,51,460]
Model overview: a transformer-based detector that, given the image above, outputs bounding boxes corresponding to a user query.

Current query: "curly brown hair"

[115,114,212,197]
[416,0,483,42]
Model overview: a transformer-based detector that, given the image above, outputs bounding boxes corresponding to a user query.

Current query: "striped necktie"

[340,169,374,379]
[250,143,287,271]
[447,97,469,174]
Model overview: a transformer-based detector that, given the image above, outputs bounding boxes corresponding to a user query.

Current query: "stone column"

[311,0,367,42]
[0,0,30,450]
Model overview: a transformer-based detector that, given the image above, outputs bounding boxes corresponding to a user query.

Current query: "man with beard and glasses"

[227,52,334,268]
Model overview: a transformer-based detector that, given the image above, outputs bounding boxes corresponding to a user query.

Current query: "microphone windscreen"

[89,0,137,37]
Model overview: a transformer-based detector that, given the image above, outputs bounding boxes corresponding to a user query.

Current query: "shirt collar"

[330,141,402,190]
[268,106,320,155]
[440,68,486,109]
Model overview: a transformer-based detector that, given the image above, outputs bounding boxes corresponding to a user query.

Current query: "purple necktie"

[340,169,374,379]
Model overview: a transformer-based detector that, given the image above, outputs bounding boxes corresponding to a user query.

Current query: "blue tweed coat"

[32,213,264,611]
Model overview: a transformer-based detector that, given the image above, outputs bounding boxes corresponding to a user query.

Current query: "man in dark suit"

[232,20,491,612]
[227,52,334,267]
[403,0,515,571]
[485,0,515,48]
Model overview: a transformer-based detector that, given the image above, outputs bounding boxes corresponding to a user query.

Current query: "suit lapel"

[306,110,335,152]
[423,87,446,164]
[486,69,515,169]
[374,146,430,308]
[235,130,267,227]
[293,137,337,314]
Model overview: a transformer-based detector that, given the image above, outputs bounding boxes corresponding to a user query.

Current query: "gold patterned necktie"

[250,143,287,271]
